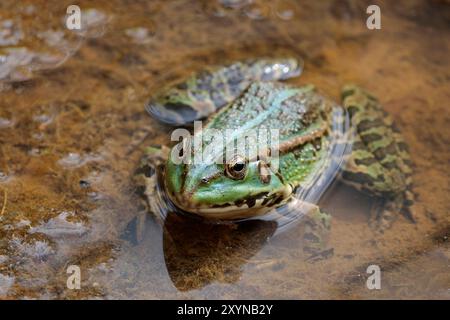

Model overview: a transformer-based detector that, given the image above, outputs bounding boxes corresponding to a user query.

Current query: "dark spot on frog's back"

[360,132,383,144]
[211,90,227,108]
[381,160,398,170]
[357,118,384,133]
[342,171,377,185]
[352,141,366,151]
[146,101,198,125]
[374,142,398,160]
[398,142,409,152]
[346,105,359,118]
[354,157,378,166]
[194,70,214,90]
[224,65,244,85]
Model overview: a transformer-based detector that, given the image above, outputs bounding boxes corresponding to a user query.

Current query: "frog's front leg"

[276,199,333,261]
[303,204,334,261]
[340,85,415,231]
[133,145,170,239]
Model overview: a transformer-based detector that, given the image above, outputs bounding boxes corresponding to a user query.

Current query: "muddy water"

[0,0,449,299]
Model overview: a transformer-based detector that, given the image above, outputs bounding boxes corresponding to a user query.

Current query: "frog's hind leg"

[339,85,415,231]
[146,58,302,126]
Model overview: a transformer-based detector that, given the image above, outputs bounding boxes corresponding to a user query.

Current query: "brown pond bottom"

[0,0,449,299]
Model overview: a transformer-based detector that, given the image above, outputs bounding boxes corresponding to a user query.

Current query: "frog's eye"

[225,155,247,180]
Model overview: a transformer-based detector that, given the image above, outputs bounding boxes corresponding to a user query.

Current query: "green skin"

[138,58,415,240]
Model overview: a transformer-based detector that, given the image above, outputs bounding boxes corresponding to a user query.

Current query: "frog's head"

[164,150,292,220]
[250,57,303,81]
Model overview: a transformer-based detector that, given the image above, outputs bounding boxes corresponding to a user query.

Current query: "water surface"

[0,0,449,299]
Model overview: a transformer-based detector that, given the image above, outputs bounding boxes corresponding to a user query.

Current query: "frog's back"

[205,82,336,143]
[204,81,348,189]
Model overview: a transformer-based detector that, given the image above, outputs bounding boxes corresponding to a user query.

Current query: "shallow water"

[0,0,449,299]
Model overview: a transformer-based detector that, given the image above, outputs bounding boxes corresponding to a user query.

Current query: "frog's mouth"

[165,185,293,220]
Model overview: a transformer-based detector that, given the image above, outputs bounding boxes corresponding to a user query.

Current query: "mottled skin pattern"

[146,58,302,125]
[340,85,415,229]
[164,82,342,220]
[136,58,415,257]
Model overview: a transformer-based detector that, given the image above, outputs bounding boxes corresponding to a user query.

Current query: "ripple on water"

[0,47,66,82]
[72,8,111,39]
[0,7,111,84]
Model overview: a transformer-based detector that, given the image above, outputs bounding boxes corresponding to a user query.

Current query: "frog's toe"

[301,206,333,261]
[401,189,417,223]
[369,201,398,232]
[368,193,416,232]
[305,248,335,262]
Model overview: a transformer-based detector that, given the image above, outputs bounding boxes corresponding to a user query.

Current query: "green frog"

[135,58,415,253]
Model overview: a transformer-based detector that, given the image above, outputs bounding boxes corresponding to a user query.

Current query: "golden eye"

[225,155,247,180]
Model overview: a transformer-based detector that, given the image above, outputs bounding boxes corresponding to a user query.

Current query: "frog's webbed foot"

[302,205,334,262]
[146,58,302,126]
[272,199,333,261]
[369,195,402,232]
[369,190,417,232]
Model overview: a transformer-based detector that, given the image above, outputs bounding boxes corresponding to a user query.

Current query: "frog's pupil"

[178,148,184,157]
[233,162,245,172]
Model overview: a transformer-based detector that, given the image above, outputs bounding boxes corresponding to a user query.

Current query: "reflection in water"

[119,209,279,294]
[121,203,335,293]
[162,213,277,291]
